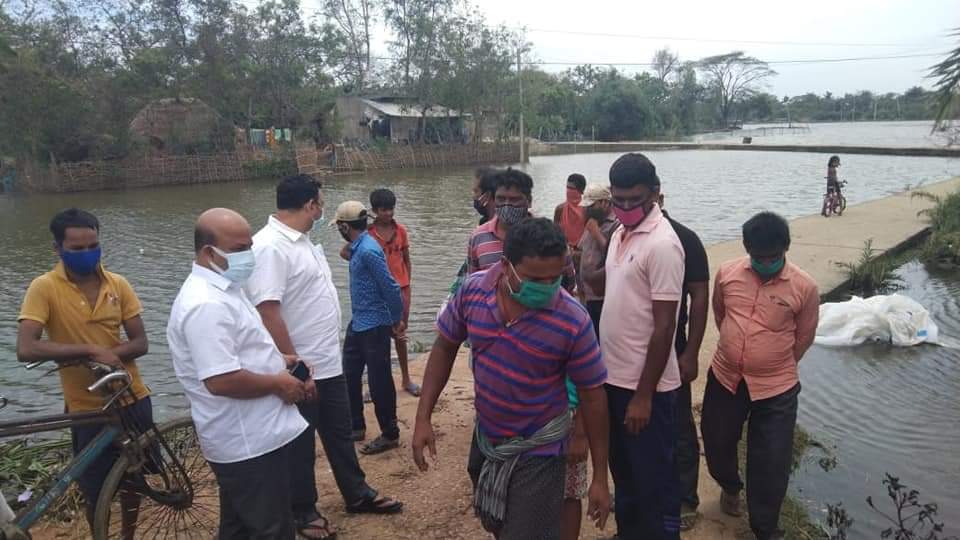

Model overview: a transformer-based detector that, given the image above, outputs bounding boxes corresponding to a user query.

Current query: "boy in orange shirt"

[368,188,419,396]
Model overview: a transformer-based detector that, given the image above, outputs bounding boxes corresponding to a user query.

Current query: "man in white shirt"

[167,207,311,539]
[246,176,402,537]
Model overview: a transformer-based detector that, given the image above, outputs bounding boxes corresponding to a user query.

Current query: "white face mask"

[209,246,256,284]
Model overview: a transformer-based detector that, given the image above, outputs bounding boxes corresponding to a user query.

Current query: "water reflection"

[794,262,960,539]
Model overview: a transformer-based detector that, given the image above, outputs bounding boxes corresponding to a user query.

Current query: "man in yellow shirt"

[16,208,153,532]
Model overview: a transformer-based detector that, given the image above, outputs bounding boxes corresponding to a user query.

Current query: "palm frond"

[929,28,960,129]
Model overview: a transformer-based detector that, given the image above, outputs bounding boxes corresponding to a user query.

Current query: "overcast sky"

[300,0,957,96]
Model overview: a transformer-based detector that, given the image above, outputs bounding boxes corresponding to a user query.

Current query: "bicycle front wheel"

[93,417,219,539]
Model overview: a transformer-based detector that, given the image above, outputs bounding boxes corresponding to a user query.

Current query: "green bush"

[0,437,84,522]
[913,190,960,266]
[241,157,297,180]
[836,239,902,297]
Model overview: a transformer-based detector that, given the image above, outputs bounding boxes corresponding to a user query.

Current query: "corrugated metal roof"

[361,99,463,118]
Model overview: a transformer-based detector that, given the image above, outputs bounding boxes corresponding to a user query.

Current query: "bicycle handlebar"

[24,359,131,395]
[87,371,131,393]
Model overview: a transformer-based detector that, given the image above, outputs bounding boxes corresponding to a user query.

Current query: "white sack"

[815,293,940,347]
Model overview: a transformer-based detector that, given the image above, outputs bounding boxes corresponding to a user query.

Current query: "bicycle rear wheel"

[93,417,219,539]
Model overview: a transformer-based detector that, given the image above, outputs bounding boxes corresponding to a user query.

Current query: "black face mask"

[338,224,352,243]
[473,197,488,217]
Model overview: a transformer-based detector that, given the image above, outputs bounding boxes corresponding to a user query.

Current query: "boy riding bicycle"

[827,155,842,196]
[822,155,844,216]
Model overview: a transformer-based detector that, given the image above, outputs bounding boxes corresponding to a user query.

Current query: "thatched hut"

[129,98,230,153]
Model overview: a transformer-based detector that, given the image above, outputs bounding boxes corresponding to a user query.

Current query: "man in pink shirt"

[702,211,819,540]
[600,153,685,540]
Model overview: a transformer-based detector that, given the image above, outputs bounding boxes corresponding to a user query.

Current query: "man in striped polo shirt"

[466,167,534,274]
[466,168,576,291]
[413,218,611,539]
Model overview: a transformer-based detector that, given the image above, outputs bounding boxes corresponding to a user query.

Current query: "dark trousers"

[606,385,681,540]
[586,300,603,338]
[343,324,399,440]
[674,381,701,509]
[209,444,296,540]
[71,396,154,506]
[467,436,566,540]
[289,375,377,519]
[701,370,799,540]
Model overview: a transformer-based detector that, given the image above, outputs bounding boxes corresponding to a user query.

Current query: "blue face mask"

[210,246,256,284]
[60,246,102,276]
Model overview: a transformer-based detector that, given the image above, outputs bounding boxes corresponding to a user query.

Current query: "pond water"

[694,120,948,148]
[0,148,957,421]
[794,262,960,539]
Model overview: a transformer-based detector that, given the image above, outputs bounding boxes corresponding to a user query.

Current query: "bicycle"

[821,179,848,217]
[0,361,219,539]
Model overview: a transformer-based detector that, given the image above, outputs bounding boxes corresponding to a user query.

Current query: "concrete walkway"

[682,175,960,540]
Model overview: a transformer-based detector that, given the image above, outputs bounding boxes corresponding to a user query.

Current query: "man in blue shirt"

[335,201,405,455]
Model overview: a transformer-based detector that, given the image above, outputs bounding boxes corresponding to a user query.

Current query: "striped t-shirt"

[437,262,607,455]
[466,217,506,275]
[466,217,578,289]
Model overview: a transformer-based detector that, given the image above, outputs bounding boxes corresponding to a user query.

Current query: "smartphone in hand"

[289,360,310,382]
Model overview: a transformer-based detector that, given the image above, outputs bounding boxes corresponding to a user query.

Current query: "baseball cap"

[333,201,369,223]
[579,184,611,207]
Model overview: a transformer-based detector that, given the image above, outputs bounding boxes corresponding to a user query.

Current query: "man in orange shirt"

[553,173,587,250]
[368,188,419,396]
[702,211,819,540]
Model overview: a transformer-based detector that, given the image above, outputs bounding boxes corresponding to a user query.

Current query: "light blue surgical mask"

[311,214,326,232]
[210,246,256,284]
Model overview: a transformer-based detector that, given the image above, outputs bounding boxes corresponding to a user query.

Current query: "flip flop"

[296,510,337,539]
[359,435,399,455]
[346,495,403,515]
[680,508,699,531]
[403,381,421,397]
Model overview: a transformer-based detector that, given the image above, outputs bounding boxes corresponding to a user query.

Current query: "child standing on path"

[369,188,420,396]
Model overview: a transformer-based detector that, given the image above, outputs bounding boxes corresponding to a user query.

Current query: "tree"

[585,69,656,141]
[433,6,514,142]
[563,64,601,96]
[930,28,960,131]
[697,51,776,127]
[669,62,703,134]
[382,0,455,139]
[652,48,679,84]
[321,0,374,91]
[248,0,326,126]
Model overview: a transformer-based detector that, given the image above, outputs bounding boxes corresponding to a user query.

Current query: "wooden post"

[517,46,525,164]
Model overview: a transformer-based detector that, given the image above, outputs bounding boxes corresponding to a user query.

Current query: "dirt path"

[28,177,960,539]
